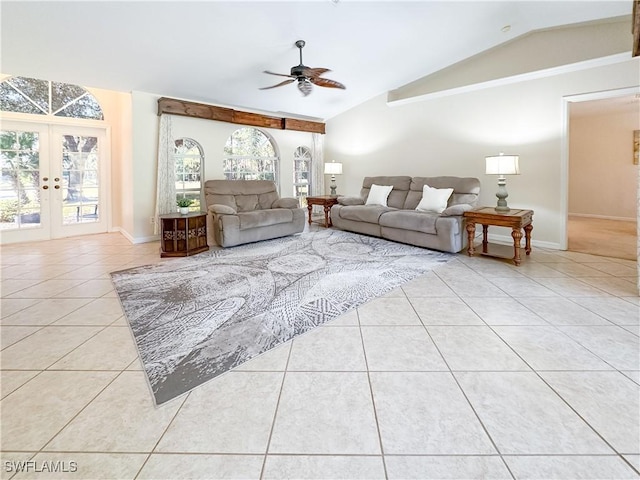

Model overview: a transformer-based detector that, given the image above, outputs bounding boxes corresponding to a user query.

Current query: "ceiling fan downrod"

[295,40,305,66]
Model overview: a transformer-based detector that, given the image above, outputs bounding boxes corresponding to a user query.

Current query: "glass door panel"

[0,123,108,244]
[0,123,50,243]
[61,135,100,224]
[51,126,107,238]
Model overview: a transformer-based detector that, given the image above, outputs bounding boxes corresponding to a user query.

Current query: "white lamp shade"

[324,162,343,175]
[485,154,520,175]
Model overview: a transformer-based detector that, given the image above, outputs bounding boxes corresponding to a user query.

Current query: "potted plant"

[177,198,193,214]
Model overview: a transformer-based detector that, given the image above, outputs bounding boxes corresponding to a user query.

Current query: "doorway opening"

[563,88,639,262]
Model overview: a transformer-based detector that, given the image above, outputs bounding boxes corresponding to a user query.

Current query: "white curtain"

[154,114,175,234]
[311,133,326,214]
[311,132,325,196]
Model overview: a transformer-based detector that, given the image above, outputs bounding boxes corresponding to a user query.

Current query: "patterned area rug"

[111,229,452,405]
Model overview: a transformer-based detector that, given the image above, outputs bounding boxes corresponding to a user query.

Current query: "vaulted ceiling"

[0,1,632,121]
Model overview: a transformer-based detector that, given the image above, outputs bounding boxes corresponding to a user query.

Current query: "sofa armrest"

[337,196,365,206]
[440,204,473,216]
[208,204,237,215]
[272,197,299,209]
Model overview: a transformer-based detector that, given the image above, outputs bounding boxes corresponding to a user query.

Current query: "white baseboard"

[486,233,561,250]
[569,213,637,222]
[111,227,159,245]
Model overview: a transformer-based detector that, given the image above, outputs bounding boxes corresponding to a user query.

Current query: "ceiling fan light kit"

[260,40,346,97]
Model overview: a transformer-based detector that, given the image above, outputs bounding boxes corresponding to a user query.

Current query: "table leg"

[466,222,476,256]
[524,223,533,255]
[323,205,331,228]
[307,203,313,224]
[482,224,489,254]
[511,228,523,266]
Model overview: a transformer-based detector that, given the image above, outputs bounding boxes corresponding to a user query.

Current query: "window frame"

[222,128,280,189]
[174,137,204,212]
[293,145,312,207]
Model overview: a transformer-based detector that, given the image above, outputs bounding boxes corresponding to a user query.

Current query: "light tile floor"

[1,231,639,479]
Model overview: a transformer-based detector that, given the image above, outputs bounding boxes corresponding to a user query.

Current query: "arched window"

[0,76,104,120]
[223,128,279,188]
[174,138,204,212]
[293,146,312,207]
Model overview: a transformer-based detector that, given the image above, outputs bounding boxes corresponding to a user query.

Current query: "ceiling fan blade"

[302,67,331,78]
[263,70,295,79]
[297,80,313,96]
[309,77,346,90]
[259,79,295,90]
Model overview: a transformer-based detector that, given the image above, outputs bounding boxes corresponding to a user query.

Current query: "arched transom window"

[0,76,104,120]
[223,128,279,187]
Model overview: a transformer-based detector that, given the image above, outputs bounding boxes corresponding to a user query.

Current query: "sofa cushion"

[415,185,454,213]
[234,194,259,212]
[237,209,294,230]
[405,177,481,210]
[361,176,411,209]
[366,184,394,206]
[338,205,395,224]
[379,210,438,235]
[259,191,280,209]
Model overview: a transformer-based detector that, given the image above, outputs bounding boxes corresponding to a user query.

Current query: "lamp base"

[329,175,337,196]
[495,176,510,212]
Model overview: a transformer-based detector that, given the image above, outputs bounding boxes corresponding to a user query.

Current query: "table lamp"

[324,161,343,196]
[485,153,520,212]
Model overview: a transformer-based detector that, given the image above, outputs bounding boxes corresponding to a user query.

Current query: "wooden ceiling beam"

[157,97,325,134]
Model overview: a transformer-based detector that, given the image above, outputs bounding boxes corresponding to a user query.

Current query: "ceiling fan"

[260,40,346,97]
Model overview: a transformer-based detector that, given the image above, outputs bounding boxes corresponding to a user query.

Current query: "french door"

[0,121,109,243]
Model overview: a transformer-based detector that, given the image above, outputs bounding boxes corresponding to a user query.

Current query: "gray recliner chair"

[204,179,305,247]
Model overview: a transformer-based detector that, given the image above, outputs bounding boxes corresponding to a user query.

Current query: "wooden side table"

[159,212,209,257]
[464,207,533,266]
[306,195,339,228]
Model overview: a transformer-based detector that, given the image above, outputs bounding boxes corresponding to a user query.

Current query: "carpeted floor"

[111,229,452,405]
[568,216,636,261]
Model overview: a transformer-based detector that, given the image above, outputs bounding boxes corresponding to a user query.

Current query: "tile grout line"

[454,293,631,461]
[34,369,126,456]
[132,391,193,480]
[357,303,389,480]
[405,285,517,480]
[258,339,294,479]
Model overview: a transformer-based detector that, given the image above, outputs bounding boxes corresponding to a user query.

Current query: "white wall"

[325,58,640,248]
[569,107,639,220]
[126,91,317,242]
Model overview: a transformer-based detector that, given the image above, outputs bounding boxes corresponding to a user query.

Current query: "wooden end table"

[463,207,533,266]
[159,211,209,257]
[306,195,339,228]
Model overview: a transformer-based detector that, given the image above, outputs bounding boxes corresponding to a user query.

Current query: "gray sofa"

[204,180,305,247]
[331,176,481,253]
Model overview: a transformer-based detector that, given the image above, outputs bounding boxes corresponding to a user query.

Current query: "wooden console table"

[464,207,533,266]
[159,212,209,257]
[306,195,339,228]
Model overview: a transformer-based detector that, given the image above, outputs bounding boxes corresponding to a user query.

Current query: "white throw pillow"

[365,184,394,206]
[415,185,454,213]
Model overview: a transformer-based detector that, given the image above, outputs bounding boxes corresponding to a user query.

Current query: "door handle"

[43,185,49,190]
[43,177,49,181]
[54,185,60,189]
[54,177,60,182]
